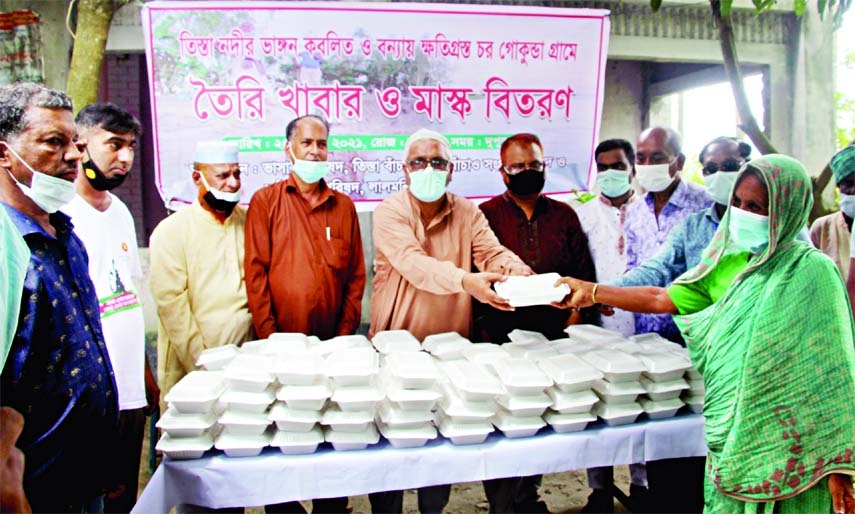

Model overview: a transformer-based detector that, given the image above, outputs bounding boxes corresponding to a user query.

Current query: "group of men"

[3,78,853,514]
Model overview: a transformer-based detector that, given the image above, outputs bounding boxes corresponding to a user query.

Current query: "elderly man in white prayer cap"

[149,140,255,398]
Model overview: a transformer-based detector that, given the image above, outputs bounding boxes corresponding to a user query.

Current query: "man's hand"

[551,277,596,310]
[0,407,31,514]
[503,263,534,276]
[463,272,514,311]
[144,361,161,416]
[830,473,855,514]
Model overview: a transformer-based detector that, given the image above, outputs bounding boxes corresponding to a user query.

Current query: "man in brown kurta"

[245,114,366,342]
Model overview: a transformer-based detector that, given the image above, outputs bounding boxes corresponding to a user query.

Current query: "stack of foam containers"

[156,370,227,459]
[423,332,473,361]
[502,329,559,362]
[376,343,441,448]
[435,360,503,444]
[269,334,328,455]
[634,350,691,420]
[672,347,705,413]
[581,350,647,426]
[537,354,602,432]
[489,358,551,438]
[323,346,382,450]
[215,353,276,457]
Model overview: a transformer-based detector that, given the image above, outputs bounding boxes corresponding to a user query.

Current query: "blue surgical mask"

[703,171,740,206]
[839,194,855,218]
[3,142,77,214]
[288,146,329,184]
[408,166,448,202]
[728,206,770,254]
[596,169,631,198]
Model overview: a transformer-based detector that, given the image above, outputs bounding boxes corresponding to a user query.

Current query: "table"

[132,413,705,513]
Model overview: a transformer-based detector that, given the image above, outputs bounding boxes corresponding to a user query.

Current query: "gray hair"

[403,128,451,160]
[0,82,74,141]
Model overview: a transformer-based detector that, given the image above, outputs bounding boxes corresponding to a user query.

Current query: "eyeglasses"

[407,157,451,171]
[503,161,545,175]
[703,160,743,174]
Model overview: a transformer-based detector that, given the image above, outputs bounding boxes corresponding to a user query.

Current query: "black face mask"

[202,191,238,214]
[507,169,545,196]
[83,156,128,191]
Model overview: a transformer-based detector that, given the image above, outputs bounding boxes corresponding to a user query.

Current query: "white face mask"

[703,171,740,206]
[199,171,241,202]
[729,206,770,254]
[288,146,329,184]
[408,166,449,202]
[3,142,77,214]
[635,163,674,192]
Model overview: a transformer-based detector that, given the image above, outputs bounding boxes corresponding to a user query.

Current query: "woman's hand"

[830,473,855,514]
[552,277,597,310]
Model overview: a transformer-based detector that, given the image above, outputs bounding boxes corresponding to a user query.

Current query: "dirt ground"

[137,432,632,514]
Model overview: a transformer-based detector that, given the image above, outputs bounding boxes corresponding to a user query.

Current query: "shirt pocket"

[322,238,351,271]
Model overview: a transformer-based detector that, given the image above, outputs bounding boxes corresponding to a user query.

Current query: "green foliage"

[652,0,850,27]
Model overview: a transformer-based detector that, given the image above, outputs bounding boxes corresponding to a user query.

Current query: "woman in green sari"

[556,154,855,513]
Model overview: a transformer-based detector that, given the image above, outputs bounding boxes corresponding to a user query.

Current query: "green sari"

[671,155,855,513]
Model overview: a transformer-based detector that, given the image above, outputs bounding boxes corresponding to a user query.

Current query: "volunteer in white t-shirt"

[62,103,159,514]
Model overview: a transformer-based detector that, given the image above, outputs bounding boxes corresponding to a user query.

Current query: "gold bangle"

[592,283,599,304]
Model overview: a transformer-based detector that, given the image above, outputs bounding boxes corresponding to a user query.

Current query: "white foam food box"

[218,410,272,436]
[592,379,645,404]
[330,380,384,412]
[629,332,678,346]
[371,330,422,354]
[427,339,472,361]
[271,351,325,386]
[546,388,599,414]
[639,397,684,420]
[490,409,546,438]
[538,354,604,393]
[377,421,438,448]
[435,412,494,445]
[543,410,597,433]
[271,425,324,455]
[422,332,469,352]
[640,376,689,401]
[491,358,553,395]
[324,347,379,386]
[324,424,380,451]
[382,374,442,411]
[165,370,227,414]
[463,344,510,366]
[267,402,322,432]
[215,430,271,457]
[241,337,306,356]
[502,343,559,362]
[156,432,214,459]
[685,367,703,380]
[267,332,310,347]
[383,351,440,389]
[310,334,373,357]
[224,354,275,392]
[219,385,276,413]
[637,352,692,382]
[376,400,434,428]
[601,341,644,354]
[580,350,646,383]
[551,340,600,355]
[321,405,375,432]
[276,379,332,411]
[507,329,550,346]
[593,401,643,426]
[495,390,552,417]
[493,273,570,307]
[156,407,218,438]
[195,344,239,371]
[437,384,498,422]
[682,392,704,413]
[564,324,628,345]
[440,361,506,401]
[687,378,705,395]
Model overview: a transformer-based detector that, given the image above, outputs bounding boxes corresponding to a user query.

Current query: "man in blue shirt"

[0,82,119,513]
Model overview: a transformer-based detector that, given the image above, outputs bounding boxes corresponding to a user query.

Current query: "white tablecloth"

[132,414,705,513]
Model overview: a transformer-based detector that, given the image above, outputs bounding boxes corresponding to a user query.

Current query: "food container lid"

[629,332,676,346]
[437,384,498,419]
[214,430,271,450]
[463,344,510,365]
[426,339,472,360]
[493,273,570,307]
[156,432,214,452]
[422,332,469,352]
[552,340,600,355]
[564,324,629,344]
[384,352,440,383]
[323,424,380,444]
[195,345,239,369]
[220,386,276,406]
[271,351,324,376]
[490,409,546,431]
[164,370,227,403]
[268,332,310,346]
[640,376,689,393]
[593,401,643,419]
[492,359,552,390]
[439,361,506,397]
[241,338,306,355]
[371,330,422,353]
[580,350,646,377]
[330,381,384,404]
[271,426,324,445]
[219,410,272,427]
[276,379,332,401]
[156,407,217,431]
[639,397,684,413]
[506,329,550,346]
[324,347,379,379]
[592,379,645,396]
[382,375,442,404]
[496,390,552,411]
[267,402,322,423]
[376,400,434,425]
[377,421,437,440]
[310,335,373,357]
[224,354,274,385]
[547,388,599,409]
[543,410,596,424]
[538,354,604,385]
[502,343,559,361]
[322,405,375,425]
[435,412,494,436]
[636,352,691,376]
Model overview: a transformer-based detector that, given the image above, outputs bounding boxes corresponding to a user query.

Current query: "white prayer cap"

[403,128,451,159]
[194,140,239,164]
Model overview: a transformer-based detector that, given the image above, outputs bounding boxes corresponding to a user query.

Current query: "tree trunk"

[66,0,129,113]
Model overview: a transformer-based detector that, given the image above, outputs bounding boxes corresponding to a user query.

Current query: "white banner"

[142,1,610,211]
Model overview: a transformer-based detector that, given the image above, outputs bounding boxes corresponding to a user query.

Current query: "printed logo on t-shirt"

[99,258,140,318]
[121,241,129,252]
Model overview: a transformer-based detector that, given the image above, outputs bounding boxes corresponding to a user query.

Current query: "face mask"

[635,163,674,192]
[839,194,855,218]
[289,146,329,184]
[199,171,241,211]
[507,169,545,196]
[596,169,632,198]
[82,152,127,191]
[2,142,77,213]
[703,171,739,206]
[728,206,770,254]
[408,166,449,202]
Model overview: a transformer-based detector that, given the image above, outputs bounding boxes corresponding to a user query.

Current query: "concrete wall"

[0,0,73,89]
